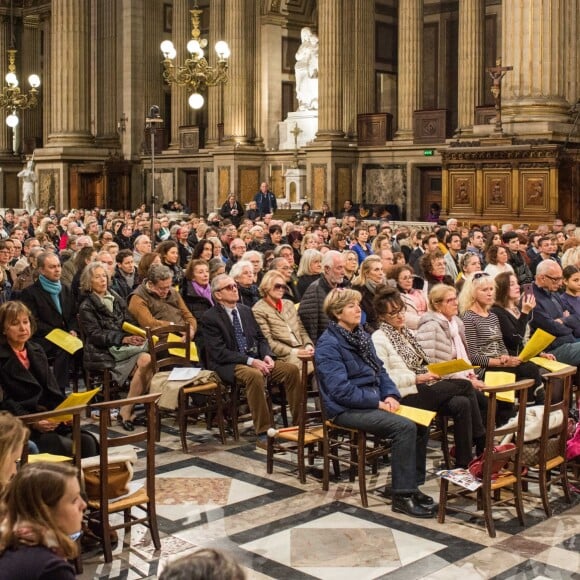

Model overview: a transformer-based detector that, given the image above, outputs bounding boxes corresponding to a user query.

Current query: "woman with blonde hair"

[352,255,385,332]
[253,270,314,369]
[0,412,28,497]
[0,462,86,578]
[300,232,319,254]
[296,249,323,296]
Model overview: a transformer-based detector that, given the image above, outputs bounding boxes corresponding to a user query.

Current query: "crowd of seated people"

[0,199,577,547]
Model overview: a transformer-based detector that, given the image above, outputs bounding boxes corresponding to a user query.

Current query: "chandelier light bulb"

[28,74,40,88]
[5,72,18,87]
[215,41,230,59]
[187,40,201,55]
[160,40,175,58]
[188,93,204,109]
[6,113,19,128]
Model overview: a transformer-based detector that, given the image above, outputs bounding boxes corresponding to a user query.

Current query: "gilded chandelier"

[0,49,41,127]
[160,2,230,110]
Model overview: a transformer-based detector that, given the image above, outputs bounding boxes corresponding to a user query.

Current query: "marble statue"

[18,159,38,214]
[295,27,318,111]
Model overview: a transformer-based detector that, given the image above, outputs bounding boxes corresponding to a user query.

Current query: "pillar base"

[503,96,571,124]
[47,133,95,147]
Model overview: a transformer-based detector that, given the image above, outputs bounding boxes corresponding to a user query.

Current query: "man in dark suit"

[201,274,300,447]
[254,182,277,218]
[21,252,79,393]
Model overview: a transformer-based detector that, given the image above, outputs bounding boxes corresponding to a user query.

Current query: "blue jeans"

[549,342,580,366]
[333,408,424,494]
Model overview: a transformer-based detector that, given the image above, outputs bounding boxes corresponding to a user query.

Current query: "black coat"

[0,341,64,416]
[21,280,79,345]
[111,266,138,301]
[180,278,213,321]
[219,200,244,227]
[78,291,131,370]
[201,303,273,384]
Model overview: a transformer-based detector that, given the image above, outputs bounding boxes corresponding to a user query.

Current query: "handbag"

[467,443,516,480]
[81,449,137,501]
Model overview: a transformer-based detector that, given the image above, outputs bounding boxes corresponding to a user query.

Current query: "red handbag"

[468,443,516,480]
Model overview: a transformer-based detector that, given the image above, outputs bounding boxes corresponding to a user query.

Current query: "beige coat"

[252,298,313,369]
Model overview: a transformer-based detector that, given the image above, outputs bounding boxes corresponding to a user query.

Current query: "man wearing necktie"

[201,274,300,447]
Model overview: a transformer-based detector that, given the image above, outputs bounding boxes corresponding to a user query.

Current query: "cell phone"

[522,283,533,298]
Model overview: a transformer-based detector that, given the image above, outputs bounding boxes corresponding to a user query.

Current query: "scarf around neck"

[331,321,381,373]
[39,274,62,314]
[379,321,429,374]
[192,280,213,305]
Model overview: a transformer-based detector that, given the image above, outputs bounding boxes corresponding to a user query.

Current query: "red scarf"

[266,296,283,312]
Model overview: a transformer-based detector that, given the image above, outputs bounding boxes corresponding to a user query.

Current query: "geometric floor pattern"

[80,419,580,579]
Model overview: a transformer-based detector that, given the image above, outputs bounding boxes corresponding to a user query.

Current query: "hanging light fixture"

[0,1,41,127]
[160,1,230,110]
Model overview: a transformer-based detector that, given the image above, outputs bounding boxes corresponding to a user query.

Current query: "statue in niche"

[18,159,38,214]
[295,27,319,111]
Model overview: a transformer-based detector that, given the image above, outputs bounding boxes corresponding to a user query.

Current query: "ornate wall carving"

[39,169,58,209]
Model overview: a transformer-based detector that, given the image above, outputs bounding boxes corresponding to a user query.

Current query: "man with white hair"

[298,250,345,342]
[446,218,458,233]
[133,234,152,265]
[531,260,580,366]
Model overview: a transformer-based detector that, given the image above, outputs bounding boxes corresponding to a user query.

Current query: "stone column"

[502,0,569,124]
[342,0,356,137]
[21,15,43,150]
[395,0,423,140]
[356,0,375,117]
[316,0,344,140]
[48,0,93,146]
[0,16,11,154]
[564,0,578,107]
[169,0,191,149]
[206,0,225,147]
[95,0,119,147]
[223,0,250,144]
[456,0,484,134]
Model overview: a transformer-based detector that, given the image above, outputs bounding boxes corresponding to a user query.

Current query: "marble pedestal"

[278,111,318,150]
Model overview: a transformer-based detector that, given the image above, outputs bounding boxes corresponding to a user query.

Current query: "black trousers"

[402,378,485,468]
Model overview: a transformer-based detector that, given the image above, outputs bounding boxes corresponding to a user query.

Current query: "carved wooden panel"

[238,166,260,205]
[475,106,496,126]
[450,172,476,208]
[311,164,327,208]
[520,170,550,213]
[413,109,449,144]
[179,126,200,153]
[39,169,59,210]
[483,171,511,211]
[218,166,230,202]
[357,113,393,145]
[336,165,353,211]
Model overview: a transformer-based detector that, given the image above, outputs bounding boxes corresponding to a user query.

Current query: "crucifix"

[487,59,513,134]
[290,123,302,168]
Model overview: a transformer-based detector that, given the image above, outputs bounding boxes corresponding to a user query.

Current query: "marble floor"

[80,419,580,580]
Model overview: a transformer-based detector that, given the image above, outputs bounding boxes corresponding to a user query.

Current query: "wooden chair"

[19,404,87,574]
[317,387,391,508]
[521,365,576,517]
[85,393,161,563]
[146,324,226,452]
[266,353,323,483]
[438,378,534,538]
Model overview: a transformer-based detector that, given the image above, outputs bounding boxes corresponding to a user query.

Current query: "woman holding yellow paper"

[459,272,545,405]
[0,301,98,456]
[78,262,153,431]
[372,287,485,469]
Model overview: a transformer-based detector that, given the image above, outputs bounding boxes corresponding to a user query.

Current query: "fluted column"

[224,0,250,144]
[48,0,93,146]
[21,15,43,149]
[564,0,578,107]
[395,0,422,140]
[0,16,11,154]
[206,0,225,147]
[169,0,191,149]
[316,0,344,140]
[95,0,119,147]
[342,0,356,137]
[502,0,569,124]
[456,0,484,134]
[356,0,375,117]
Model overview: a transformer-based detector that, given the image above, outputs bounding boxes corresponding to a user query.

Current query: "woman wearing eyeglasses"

[253,271,314,370]
[459,272,545,406]
[393,264,427,331]
[372,287,484,469]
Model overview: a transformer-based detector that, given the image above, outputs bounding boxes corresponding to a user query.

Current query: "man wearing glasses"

[531,260,580,366]
[201,274,301,448]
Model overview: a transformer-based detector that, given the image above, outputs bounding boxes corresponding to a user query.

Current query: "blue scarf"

[39,274,62,314]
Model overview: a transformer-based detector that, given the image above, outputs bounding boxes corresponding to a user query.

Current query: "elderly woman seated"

[252,270,314,370]
[371,287,485,469]
[296,249,323,298]
[0,301,97,457]
[231,260,259,307]
[128,263,197,337]
[315,288,436,519]
[79,262,153,431]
